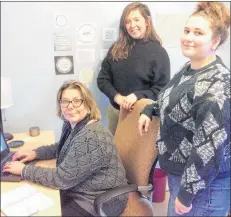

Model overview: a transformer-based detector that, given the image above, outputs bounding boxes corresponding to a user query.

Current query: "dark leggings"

[60,192,93,217]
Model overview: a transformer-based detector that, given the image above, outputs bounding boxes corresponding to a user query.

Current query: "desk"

[1,131,61,216]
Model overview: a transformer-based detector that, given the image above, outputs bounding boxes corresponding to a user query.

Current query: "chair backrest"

[114,98,160,188]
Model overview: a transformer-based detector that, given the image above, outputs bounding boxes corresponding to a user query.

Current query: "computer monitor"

[1,132,8,152]
[0,131,11,160]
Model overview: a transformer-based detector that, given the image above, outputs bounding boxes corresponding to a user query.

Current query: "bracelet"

[21,165,28,179]
[20,168,24,179]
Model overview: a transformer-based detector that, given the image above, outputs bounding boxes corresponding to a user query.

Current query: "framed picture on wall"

[54,56,74,75]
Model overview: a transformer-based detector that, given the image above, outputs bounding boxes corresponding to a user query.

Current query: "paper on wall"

[54,14,69,28]
[79,68,94,84]
[53,32,71,51]
[76,49,96,62]
[102,28,117,41]
[54,56,74,75]
[76,24,96,44]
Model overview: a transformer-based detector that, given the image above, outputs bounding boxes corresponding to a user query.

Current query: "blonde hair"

[111,2,162,61]
[56,80,101,121]
[191,2,230,47]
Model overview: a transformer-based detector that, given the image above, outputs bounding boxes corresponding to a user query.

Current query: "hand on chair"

[138,114,151,136]
[121,94,137,112]
[114,94,126,106]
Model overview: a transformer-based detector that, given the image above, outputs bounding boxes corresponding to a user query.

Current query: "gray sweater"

[22,121,128,216]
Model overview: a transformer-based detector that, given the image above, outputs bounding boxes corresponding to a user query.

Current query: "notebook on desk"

[1,183,54,216]
[0,132,22,182]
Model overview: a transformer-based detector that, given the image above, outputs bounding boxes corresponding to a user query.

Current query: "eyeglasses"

[59,98,83,108]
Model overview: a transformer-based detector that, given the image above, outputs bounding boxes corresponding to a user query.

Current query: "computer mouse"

[8,140,24,148]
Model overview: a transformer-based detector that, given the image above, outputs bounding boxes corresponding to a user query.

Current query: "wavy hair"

[111,2,162,61]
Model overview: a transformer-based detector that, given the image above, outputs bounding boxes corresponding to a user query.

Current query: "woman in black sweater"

[97,2,170,135]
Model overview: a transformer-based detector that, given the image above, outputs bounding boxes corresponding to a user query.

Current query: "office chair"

[94,99,160,216]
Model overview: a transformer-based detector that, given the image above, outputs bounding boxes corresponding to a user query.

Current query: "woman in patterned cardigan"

[3,80,128,216]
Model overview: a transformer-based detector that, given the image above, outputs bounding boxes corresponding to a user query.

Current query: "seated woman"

[3,80,128,216]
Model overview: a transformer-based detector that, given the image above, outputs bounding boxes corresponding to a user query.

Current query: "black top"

[97,39,170,109]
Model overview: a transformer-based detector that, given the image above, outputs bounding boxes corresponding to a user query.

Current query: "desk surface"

[1,131,61,216]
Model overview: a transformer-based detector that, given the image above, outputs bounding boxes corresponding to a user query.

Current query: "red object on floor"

[152,168,167,203]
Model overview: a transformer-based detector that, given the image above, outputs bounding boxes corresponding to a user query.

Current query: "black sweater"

[97,39,170,109]
[142,56,230,207]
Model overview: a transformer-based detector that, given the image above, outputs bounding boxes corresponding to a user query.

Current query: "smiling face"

[125,9,148,39]
[60,88,89,126]
[180,15,219,60]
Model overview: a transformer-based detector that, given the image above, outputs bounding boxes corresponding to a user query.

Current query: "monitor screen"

[1,133,8,152]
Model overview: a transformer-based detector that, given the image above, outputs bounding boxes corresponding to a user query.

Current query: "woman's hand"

[114,94,126,106]
[121,93,138,112]
[138,114,151,136]
[3,161,26,175]
[12,150,36,163]
[175,197,192,215]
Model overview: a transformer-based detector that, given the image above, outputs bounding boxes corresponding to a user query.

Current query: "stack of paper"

[1,184,54,216]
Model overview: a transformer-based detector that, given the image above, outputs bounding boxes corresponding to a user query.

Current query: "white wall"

[1,2,230,141]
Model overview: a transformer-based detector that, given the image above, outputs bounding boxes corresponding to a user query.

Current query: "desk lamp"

[1,77,14,141]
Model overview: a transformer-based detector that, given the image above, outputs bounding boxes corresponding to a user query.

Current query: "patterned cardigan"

[22,121,128,216]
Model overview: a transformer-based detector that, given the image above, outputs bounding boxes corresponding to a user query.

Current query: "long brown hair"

[111,2,162,61]
[191,2,230,48]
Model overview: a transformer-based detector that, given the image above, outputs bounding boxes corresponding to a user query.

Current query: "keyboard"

[1,153,14,177]
[1,166,11,177]
[1,154,37,182]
